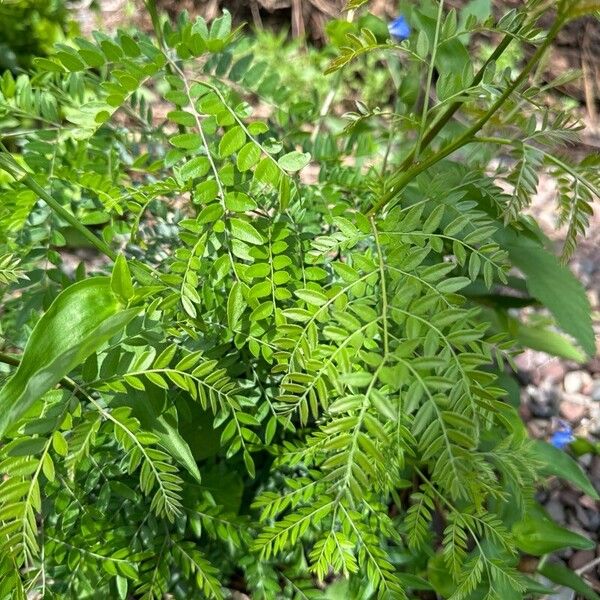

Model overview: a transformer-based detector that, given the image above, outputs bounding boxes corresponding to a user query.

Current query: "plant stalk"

[0,150,117,261]
[414,0,445,161]
[395,33,513,176]
[0,146,161,285]
[368,16,564,216]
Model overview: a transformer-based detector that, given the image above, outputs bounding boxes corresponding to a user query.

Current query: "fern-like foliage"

[0,0,596,598]
[553,153,599,261]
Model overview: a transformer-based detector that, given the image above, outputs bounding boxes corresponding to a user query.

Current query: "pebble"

[559,396,588,422]
[569,550,596,571]
[571,503,597,531]
[585,510,600,532]
[591,456,600,485]
[520,357,566,386]
[547,589,575,600]
[540,361,567,385]
[564,370,593,395]
[587,403,600,437]
[580,495,599,510]
[587,357,600,375]
[546,498,567,523]
[528,384,560,418]
[591,380,600,402]
[557,547,575,561]
[528,419,551,438]
[560,489,581,509]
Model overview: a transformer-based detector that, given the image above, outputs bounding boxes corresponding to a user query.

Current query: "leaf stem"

[368,17,564,216]
[0,150,117,261]
[414,0,445,162]
[0,145,164,285]
[395,33,513,175]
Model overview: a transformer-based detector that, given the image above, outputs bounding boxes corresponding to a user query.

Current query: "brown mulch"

[155,0,395,41]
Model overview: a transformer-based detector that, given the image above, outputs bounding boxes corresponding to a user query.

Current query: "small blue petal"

[389,15,411,41]
[550,428,574,450]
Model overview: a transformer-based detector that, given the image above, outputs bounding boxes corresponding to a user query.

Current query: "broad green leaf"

[507,241,594,356]
[167,110,196,127]
[56,50,86,72]
[522,576,554,595]
[33,57,65,73]
[52,430,68,456]
[254,157,280,187]
[113,387,201,482]
[295,288,328,306]
[250,301,273,321]
[116,576,128,600]
[515,319,587,363]
[225,192,257,212]
[538,563,600,600]
[210,9,232,39]
[416,31,429,58]
[513,511,595,555]
[531,440,599,500]
[279,173,291,210]
[0,278,138,436]
[277,151,311,172]
[437,277,470,293]
[197,203,224,224]
[341,372,372,387]
[180,156,210,180]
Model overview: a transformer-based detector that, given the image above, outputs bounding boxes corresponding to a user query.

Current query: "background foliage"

[0,0,76,71]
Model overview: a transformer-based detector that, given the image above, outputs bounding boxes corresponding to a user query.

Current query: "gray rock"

[591,380,600,403]
[528,384,560,418]
[546,498,566,524]
[569,550,596,571]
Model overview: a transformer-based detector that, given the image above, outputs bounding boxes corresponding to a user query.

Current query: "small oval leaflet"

[277,151,311,172]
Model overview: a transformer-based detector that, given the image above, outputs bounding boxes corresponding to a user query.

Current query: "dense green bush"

[0,0,599,598]
[0,0,75,71]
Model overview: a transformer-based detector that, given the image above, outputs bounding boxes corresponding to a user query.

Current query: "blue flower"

[389,15,411,42]
[550,423,574,449]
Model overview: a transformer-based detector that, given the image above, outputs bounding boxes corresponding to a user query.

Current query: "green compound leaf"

[0,278,138,437]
